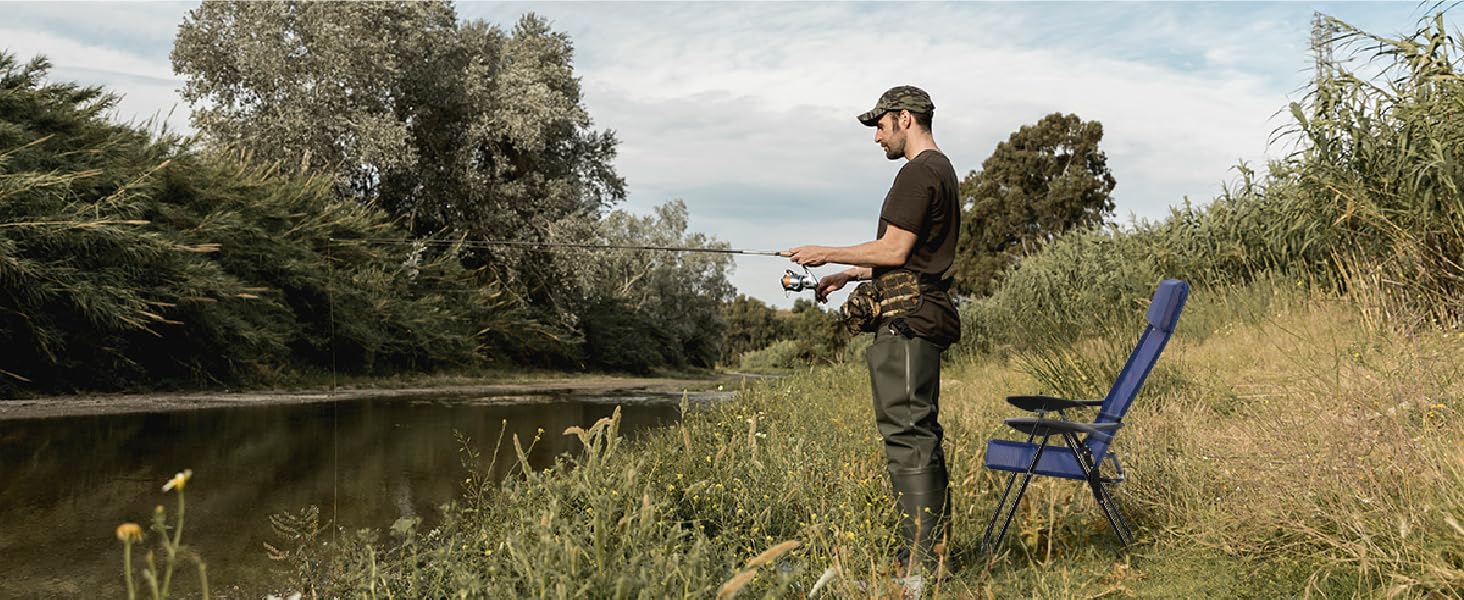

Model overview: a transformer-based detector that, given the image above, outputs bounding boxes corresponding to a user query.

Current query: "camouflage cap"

[857,85,935,126]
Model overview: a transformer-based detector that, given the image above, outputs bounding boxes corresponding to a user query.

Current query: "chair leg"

[1059,432,1132,549]
[980,470,1021,553]
[1089,480,1133,547]
[981,435,1050,554]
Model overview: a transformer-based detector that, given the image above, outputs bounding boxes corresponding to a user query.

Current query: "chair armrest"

[1003,417,1122,437]
[1005,395,1104,413]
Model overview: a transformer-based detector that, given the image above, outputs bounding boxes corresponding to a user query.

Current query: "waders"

[866,327,953,580]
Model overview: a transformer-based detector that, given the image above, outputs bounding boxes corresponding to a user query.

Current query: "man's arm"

[789,225,918,303]
[788,224,917,268]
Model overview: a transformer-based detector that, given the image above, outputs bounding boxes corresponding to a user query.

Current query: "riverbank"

[273,290,1462,597]
[0,372,764,420]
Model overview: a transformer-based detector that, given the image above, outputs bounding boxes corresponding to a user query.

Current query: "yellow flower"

[162,469,192,492]
[115,523,143,543]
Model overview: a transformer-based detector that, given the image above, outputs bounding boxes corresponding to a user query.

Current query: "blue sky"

[0,1,1436,307]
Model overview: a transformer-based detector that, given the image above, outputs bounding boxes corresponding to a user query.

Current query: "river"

[0,388,732,597]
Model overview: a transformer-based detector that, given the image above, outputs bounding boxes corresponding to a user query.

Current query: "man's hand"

[788,245,834,268]
[814,272,853,304]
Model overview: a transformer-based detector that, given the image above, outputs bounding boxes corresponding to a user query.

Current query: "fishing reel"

[781,267,818,293]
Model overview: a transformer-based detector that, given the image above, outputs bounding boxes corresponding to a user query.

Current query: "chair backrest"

[1085,279,1189,462]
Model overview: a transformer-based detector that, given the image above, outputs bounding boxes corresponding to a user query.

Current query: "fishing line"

[324,237,822,292]
[326,240,339,547]
[326,237,792,257]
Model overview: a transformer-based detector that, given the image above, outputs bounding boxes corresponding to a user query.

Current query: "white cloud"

[1,27,192,134]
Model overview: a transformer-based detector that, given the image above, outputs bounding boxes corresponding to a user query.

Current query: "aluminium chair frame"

[978,279,1189,554]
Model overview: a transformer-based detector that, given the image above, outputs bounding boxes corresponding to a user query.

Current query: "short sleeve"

[879,162,933,235]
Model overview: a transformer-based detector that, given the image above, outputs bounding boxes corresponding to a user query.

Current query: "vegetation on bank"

[264,282,1461,598]
[0,6,735,397]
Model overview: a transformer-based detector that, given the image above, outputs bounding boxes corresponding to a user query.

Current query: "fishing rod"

[328,237,823,292]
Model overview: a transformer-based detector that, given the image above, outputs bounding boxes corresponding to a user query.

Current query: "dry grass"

[287,284,1463,598]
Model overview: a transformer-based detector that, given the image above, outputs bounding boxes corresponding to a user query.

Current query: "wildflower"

[667,484,676,492]
[162,469,192,492]
[115,523,143,543]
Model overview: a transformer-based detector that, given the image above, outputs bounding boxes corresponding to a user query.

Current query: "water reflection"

[0,391,724,597]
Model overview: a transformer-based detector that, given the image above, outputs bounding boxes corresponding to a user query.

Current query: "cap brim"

[857,109,884,127]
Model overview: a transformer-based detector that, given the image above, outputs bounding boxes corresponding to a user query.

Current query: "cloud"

[1,26,192,134]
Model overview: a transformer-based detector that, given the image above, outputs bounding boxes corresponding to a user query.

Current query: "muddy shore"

[0,373,765,420]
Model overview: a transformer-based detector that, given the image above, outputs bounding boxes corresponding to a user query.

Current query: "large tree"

[171,2,626,309]
[954,113,1116,296]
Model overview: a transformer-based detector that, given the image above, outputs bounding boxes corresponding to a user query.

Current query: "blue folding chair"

[980,279,1189,553]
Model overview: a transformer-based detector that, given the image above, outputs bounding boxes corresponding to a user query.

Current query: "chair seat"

[983,440,1091,480]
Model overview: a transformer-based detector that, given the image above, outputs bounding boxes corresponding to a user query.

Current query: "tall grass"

[279,282,1461,597]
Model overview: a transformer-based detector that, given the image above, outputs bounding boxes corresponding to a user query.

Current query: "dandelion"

[116,523,143,543]
[116,522,143,600]
[162,469,192,492]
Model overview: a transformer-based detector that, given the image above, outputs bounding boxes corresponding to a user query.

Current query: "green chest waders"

[866,326,953,577]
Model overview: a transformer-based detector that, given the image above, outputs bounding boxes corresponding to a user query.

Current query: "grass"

[282,281,1464,597]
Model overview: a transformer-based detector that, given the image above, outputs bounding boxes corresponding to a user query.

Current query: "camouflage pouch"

[841,281,881,334]
[874,269,923,319]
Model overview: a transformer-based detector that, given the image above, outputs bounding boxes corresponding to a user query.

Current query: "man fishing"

[788,85,961,582]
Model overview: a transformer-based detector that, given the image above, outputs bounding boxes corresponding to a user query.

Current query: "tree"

[954,113,1116,297]
[573,201,735,370]
[720,295,784,363]
[172,2,626,317]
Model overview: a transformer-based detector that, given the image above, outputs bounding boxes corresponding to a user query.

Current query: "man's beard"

[884,141,903,160]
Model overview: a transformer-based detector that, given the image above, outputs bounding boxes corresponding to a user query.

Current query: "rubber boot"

[890,466,954,580]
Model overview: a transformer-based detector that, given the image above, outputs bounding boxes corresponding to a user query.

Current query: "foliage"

[785,299,851,365]
[172,2,627,317]
[959,9,1464,357]
[729,299,850,370]
[720,294,783,361]
[734,339,804,371]
[0,52,512,395]
[953,112,1116,297]
[171,2,738,375]
[1282,13,1464,323]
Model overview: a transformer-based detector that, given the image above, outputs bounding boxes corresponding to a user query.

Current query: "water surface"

[0,390,724,597]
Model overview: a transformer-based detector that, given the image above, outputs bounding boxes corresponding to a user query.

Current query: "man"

[788,85,961,580]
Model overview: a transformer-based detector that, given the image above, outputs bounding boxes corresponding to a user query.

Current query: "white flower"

[161,469,192,492]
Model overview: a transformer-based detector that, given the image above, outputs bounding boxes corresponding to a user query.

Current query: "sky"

[0,1,1440,307]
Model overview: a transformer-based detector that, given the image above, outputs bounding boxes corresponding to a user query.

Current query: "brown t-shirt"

[874,149,961,347]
